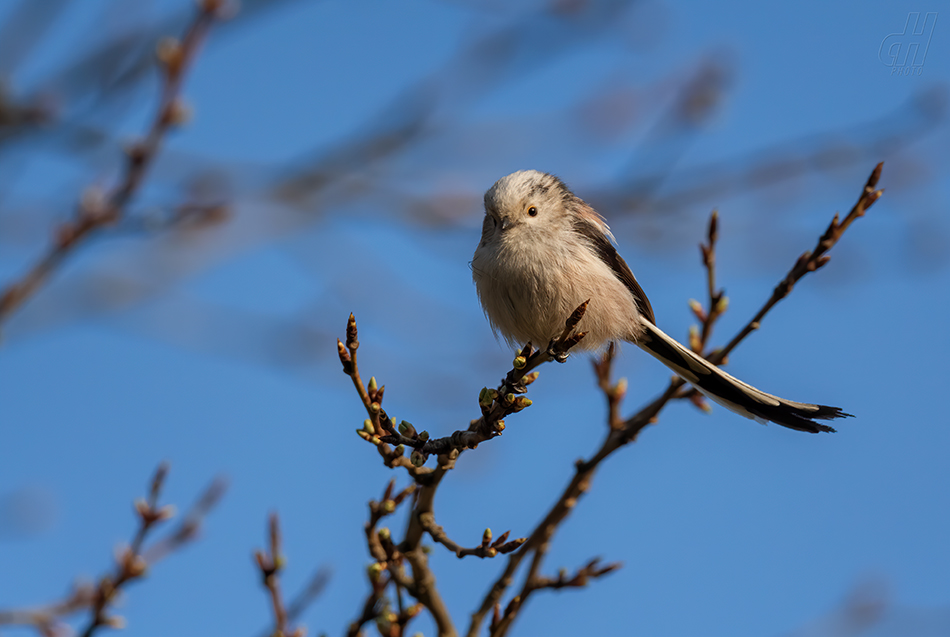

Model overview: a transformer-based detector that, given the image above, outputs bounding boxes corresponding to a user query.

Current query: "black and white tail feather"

[637,322,849,433]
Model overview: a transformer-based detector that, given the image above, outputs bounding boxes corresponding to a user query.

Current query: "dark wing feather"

[572,218,656,325]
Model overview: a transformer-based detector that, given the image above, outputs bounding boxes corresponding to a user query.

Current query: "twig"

[338,314,428,474]
[527,558,621,592]
[0,0,225,327]
[76,464,173,636]
[419,515,526,559]
[710,162,884,366]
[347,480,421,637]
[0,584,96,636]
[374,301,590,462]
[255,513,303,637]
[592,343,625,429]
[695,209,725,352]
[0,464,227,636]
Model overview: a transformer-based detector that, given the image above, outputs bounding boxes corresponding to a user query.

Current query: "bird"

[471,169,850,433]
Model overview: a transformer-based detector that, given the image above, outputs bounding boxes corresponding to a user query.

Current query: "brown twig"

[254,513,303,637]
[347,480,421,637]
[709,162,884,366]
[592,343,625,429]
[76,464,172,636]
[420,515,526,559]
[0,463,220,637]
[0,0,225,327]
[0,584,96,637]
[375,301,590,462]
[527,558,621,592]
[340,302,588,479]
[468,164,885,637]
[695,209,725,352]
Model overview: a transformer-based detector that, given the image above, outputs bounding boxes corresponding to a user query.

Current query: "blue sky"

[1,1,948,636]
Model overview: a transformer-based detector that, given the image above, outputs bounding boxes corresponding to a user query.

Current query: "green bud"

[394,444,405,456]
[511,397,532,412]
[483,528,492,543]
[363,419,374,433]
[382,499,396,514]
[410,450,426,467]
[368,376,377,393]
[479,387,498,408]
[378,527,391,541]
[523,371,540,385]
[357,429,371,440]
[716,296,729,313]
[513,355,526,369]
[418,430,429,442]
[370,402,380,413]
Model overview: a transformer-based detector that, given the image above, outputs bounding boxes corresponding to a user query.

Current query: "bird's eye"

[527,206,538,217]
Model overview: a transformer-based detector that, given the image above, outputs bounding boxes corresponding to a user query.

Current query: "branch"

[420,516,526,559]
[0,0,226,328]
[380,301,590,462]
[528,558,621,592]
[710,162,884,366]
[340,302,588,475]
[0,464,228,637]
[0,584,96,637]
[254,513,304,637]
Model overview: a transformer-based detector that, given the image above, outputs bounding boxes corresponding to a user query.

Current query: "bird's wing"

[571,217,656,325]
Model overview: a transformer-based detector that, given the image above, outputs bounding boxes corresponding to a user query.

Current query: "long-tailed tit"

[471,170,849,433]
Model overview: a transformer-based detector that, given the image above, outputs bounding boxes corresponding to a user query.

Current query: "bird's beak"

[500,218,512,231]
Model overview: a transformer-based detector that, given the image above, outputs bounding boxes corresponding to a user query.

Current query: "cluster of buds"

[356,419,380,445]
[134,496,176,527]
[463,527,527,559]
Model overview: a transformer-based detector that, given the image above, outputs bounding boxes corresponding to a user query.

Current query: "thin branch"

[420,515,526,559]
[0,583,96,636]
[0,464,223,637]
[378,301,590,462]
[529,558,620,593]
[0,0,225,327]
[710,162,884,366]
[254,512,304,637]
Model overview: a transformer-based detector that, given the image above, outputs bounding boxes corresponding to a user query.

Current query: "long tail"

[636,322,850,433]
